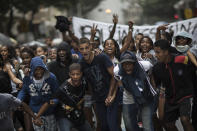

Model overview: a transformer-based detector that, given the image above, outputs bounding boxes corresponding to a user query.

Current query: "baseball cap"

[120,53,136,64]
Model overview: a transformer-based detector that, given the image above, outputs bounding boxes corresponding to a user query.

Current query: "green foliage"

[0,0,102,35]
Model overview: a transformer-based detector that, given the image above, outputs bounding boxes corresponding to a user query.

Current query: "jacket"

[18,57,58,115]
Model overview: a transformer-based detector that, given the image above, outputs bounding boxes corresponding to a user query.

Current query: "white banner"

[73,17,197,45]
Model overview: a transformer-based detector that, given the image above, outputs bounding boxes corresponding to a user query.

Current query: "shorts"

[164,97,192,123]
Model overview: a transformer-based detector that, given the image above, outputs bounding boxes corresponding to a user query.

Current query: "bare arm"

[109,14,118,39]
[120,21,133,53]
[150,73,157,91]
[62,32,72,44]
[158,87,165,120]
[5,64,23,88]
[155,24,169,41]
[105,66,117,106]
[36,102,50,118]
[22,102,36,119]
[187,50,197,67]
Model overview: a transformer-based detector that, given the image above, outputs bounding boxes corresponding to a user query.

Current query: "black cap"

[120,53,136,64]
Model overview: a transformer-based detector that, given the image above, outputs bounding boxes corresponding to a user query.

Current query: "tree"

[0,0,14,35]
[139,0,180,24]
[0,0,102,37]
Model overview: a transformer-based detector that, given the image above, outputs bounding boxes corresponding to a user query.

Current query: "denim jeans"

[123,102,154,131]
[33,114,57,131]
[57,118,93,131]
[94,96,119,131]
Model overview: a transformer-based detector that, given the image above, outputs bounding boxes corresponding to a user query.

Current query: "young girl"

[136,36,157,65]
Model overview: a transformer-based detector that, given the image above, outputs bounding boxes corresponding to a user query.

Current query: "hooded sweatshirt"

[18,57,58,115]
[174,31,193,54]
[114,51,157,105]
[47,42,76,85]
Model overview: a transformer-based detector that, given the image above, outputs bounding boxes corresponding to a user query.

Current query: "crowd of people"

[0,15,196,131]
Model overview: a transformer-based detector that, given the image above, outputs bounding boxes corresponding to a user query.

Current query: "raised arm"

[5,63,23,88]
[109,14,118,39]
[120,21,133,53]
[90,24,97,43]
[67,17,79,43]
[62,31,72,44]
[155,24,169,41]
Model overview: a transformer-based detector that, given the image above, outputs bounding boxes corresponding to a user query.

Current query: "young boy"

[17,56,59,131]
[35,63,93,131]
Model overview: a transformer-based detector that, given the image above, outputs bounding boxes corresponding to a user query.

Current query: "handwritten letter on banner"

[73,17,197,45]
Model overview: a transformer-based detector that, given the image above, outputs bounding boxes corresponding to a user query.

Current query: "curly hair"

[103,38,120,60]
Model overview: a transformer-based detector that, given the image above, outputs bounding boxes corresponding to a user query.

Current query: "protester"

[134,33,144,51]
[35,63,93,131]
[47,42,74,85]
[0,45,23,95]
[48,47,57,62]
[17,56,59,131]
[103,21,133,131]
[122,36,136,53]
[136,36,157,65]
[0,93,41,131]
[79,37,118,131]
[114,50,156,131]
[45,37,53,48]
[174,31,197,66]
[153,39,195,131]
[0,54,12,94]
[35,46,48,57]
[19,47,35,131]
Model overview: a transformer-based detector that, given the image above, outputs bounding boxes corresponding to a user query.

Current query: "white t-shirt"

[114,61,153,104]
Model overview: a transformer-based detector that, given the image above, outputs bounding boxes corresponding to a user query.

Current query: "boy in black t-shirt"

[78,38,118,131]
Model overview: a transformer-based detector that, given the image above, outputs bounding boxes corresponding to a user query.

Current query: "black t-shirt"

[54,80,86,107]
[47,61,70,86]
[0,71,12,93]
[54,79,86,118]
[80,53,113,102]
[47,58,79,86]
[153,55,194,103]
